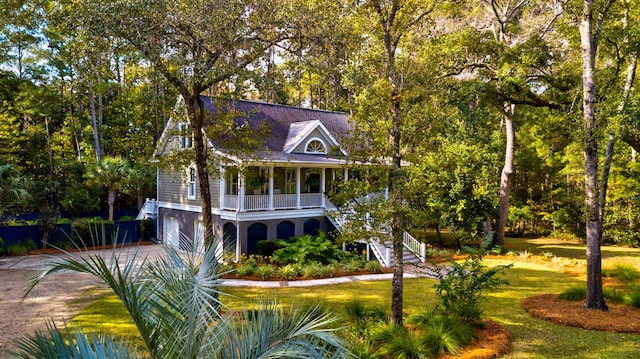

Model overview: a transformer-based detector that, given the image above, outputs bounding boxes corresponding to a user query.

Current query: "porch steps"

[372,240,423,267]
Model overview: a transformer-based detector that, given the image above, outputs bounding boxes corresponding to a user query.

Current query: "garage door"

[164,217,180,248]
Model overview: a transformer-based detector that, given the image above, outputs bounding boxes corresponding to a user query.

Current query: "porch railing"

[403,231,427,262]
[223,193,323,211]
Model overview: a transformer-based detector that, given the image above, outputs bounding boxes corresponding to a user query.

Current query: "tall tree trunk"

[385,24,404,329]
[495,102,515,246]
[89,80,102,163]
[108,185,115,221]
[580,0,607,311]
[185,93,215,247]
[599,53,637,239]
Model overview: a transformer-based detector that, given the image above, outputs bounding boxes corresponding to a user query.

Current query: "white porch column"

[344,168,349,181]
[320,167,326,207]
[220,166,226,209]
[296,167,301,209]
[235,223,241,263]
[238,172,245,212]
[268,166,274,210]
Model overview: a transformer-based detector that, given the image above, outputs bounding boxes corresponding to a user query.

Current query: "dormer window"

[305,138,326,154]
[178,122,193,149]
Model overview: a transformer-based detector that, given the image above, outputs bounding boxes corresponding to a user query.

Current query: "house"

[152,96,353,260]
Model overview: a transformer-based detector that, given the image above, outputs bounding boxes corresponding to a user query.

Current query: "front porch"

[220,166,347,212]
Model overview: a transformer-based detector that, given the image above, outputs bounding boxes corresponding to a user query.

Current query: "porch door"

[164,217,180,248]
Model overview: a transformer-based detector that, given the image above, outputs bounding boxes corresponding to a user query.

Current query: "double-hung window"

[179,122,193,149]
[187,166,197,200]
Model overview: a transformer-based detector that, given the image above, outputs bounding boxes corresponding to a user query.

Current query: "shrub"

[381,328,423,359]
[319,264,335,277]
[603,288,625,304]
[420,316,472,356]
[344,300,388,324]
[6,239,36,255]
[140,219,155,240]
[219,263,236,274]
[364,260,382,273]
[340,258,363,273]
[433,253,511,323]
[604,263,639,283]
[408,307,473,356]
[278,264,301,280]
[255,239,284,257]
[0,237,5,255]
[272,232,341,265]
[301,261,322,278]
[118,215,134,221]
[558,286,586,301]
[236,263,256,276]
[624,286,640,308]
[255,265,275,280]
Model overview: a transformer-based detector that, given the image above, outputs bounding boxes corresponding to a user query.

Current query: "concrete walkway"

[0,243,439,288]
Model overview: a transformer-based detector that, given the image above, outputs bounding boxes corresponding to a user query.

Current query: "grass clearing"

[69,238,640,358]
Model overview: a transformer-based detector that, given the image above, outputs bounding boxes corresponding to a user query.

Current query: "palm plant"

[15,243,351,358]
[86,157,130,221]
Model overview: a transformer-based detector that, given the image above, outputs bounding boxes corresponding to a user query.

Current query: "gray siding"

[291,128,332,153]
[158,167,221,208]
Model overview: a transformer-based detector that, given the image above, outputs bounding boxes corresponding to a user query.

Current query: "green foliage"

[558,286,586,301]
[340,258,364,273]
[6,239,36,255]
[364,260,383,273]
[271,232,341,265]
[14,321,136,359]
[623,287,640,308]
[433,253,512,323]
[278,263,301,280]
[301,261,323,278]
[236,262,257,277]
[17,243,350,358]
[412,309,473,357]
[319,264,336,277]
[139,219,155,241]
[378,326,424,359]
[255,265,275,280]
[71,219,115,247]
[603,263,640,283]
[255,239,284,257]
[603,288,625,304]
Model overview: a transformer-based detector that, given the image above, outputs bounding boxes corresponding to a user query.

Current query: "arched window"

[247,223,268,254]
[303,219,321,236]
[277,221,295,239]
[305,138,326,154]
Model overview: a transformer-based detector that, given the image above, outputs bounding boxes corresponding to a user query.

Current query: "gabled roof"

[200,97,351,163]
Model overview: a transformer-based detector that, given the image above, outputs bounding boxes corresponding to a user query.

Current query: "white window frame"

[178,122,193,149]
[187,166,197,200]
[304,137,327,154]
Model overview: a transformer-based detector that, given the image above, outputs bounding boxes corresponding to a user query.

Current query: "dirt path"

[0,246,161,358]
[0,268,101,358]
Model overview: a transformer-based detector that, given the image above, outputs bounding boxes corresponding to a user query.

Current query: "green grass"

[69,238,640,358]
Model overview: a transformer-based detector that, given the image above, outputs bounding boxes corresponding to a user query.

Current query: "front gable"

[283,120,346,155]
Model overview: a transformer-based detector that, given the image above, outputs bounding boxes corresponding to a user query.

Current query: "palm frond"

[12,321,137,359]
[213,301,351,359]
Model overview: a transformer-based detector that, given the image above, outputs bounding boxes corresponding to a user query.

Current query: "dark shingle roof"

[201,97,351,162]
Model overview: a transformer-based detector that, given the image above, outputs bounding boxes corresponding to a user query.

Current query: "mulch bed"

[442,320,513,359]
[522,294,640,333]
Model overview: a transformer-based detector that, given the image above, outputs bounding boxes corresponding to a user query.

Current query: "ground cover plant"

[221,232,385,281]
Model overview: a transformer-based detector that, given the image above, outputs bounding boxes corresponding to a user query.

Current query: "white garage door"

[164,217,179,248]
